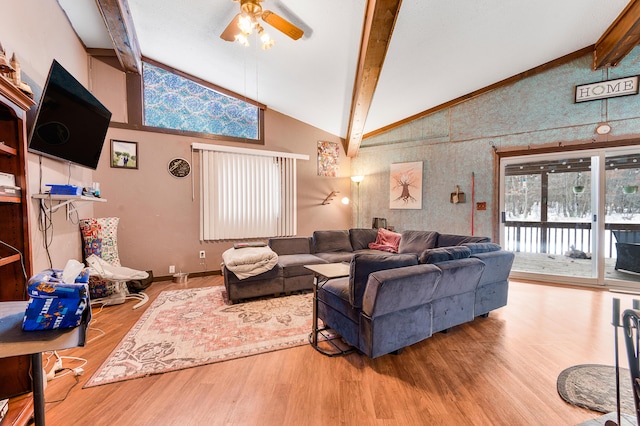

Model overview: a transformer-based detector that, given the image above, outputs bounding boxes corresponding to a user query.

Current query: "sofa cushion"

[437,233,491,248]
[313,230,353,253]
[314,252,354,263]
[462,242,502,254]
[398,230,439,254]
[349,228,379,251]
[349,253,418,309]
[317,277,360,324]
[278,254,327,277]
[368,228,402,253]
[268,237,312,255]
[354,249,387,256]
[419,246,472,264]
[362,264,442,318]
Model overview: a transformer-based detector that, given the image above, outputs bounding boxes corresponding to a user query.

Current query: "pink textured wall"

[93,109,352,277]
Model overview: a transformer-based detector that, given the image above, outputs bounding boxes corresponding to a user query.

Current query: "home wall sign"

[168,157,191,178]
[575,76,639,103]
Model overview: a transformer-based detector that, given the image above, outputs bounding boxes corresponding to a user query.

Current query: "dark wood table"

[304,263,353,356]
[0,301,88,426]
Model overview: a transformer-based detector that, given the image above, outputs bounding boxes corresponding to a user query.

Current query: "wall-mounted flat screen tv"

[28,60,112,170]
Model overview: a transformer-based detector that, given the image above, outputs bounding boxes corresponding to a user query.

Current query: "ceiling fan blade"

[261,10,304,40]
[220,14,242,41]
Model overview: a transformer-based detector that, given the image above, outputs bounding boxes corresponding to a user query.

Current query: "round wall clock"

[168,157,191,178]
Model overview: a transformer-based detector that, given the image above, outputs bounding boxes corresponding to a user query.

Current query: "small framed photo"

[111,140,138,169]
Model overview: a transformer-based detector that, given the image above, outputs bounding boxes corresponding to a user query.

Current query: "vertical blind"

[192,143,308,241]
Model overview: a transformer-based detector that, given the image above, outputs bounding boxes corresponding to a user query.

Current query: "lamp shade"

[351,175,364,183]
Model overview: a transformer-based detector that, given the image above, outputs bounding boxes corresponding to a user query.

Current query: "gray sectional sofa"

[223,229,383,303]
[222,228,514,357]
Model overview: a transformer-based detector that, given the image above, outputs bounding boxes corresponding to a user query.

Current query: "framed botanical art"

[390,161,422,209]
[317,141,339,177]
[111,140,138,169]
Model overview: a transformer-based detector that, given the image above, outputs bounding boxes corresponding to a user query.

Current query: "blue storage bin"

[46,184,82,196]
[22,269,91,331]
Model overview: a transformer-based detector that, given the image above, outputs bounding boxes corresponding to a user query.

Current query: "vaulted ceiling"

[57,0,639,156]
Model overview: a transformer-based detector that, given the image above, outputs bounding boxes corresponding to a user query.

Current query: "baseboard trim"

[155,270,222,282]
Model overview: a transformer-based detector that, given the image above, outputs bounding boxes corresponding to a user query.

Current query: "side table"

[0,301,89,426]
[304,263,354,356]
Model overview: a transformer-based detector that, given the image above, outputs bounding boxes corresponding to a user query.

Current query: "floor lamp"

[351,175,364,228]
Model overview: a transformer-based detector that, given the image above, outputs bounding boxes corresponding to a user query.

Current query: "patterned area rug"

[85,286,313,387]
[557,364,635,415]
[577,411,637,426]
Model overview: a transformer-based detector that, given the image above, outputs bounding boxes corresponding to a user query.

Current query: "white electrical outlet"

[199,250,206,259]
[169,265,175,274]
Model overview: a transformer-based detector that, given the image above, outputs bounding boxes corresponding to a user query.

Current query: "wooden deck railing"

[504,221,640,258]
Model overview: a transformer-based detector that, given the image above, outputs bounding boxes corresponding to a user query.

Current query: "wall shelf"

[32,194,107,220]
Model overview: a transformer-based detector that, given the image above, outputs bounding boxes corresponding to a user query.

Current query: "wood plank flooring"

[41,276,638,425]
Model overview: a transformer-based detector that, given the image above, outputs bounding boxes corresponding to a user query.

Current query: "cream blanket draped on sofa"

[222,246,279,279]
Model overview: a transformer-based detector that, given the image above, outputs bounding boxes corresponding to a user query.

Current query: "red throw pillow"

[368,228,402,253]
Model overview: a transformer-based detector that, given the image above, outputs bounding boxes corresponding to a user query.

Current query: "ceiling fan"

[220,0,304,49]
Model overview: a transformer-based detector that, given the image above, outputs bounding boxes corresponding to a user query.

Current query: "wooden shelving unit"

[0,143,18,156]
[0,253,21,268]
[0,70,36,420]
[0,196,20,203]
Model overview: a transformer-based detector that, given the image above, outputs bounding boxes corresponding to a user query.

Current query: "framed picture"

[111,140,138,169]
[390,161,422,209]
[317,141,339,177]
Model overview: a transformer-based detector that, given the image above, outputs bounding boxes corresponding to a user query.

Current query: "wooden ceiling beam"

[594,0,640,69]
[95,0,142,74]
[344,0,402,157]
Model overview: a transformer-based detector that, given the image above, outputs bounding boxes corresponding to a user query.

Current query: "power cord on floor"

[84,304,106,344]
[42,351,87,381]
[45,372,80,405]
[52,356,87,379]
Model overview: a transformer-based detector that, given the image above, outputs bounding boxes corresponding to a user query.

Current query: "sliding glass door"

[603,151,640,285]
[501,147,640,287]
[501,153,597,283]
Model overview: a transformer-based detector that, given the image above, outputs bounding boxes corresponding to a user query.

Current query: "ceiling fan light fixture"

[234,32,250,47]
[238,14,254,35]
[259,28,275,50]
[240,0,263,16]
[221,0,304,48]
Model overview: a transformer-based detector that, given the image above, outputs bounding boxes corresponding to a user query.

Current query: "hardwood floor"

[41,276,637,425]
